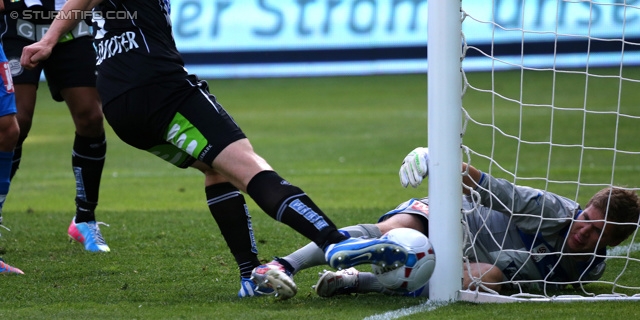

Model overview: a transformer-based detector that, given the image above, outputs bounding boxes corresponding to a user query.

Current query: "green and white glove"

[399,147,429,188]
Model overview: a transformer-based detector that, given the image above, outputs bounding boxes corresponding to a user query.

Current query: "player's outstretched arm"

[21,0,103,69]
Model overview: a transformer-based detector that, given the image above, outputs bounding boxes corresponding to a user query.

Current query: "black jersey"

[92,0,187,104]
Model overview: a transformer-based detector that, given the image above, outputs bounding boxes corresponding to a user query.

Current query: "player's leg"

[253,223,386,298]
[0,113,19,223]
[190,160,277,297]
[200,123,406,273]
[315,204,429,297]
[163,81,405,297]
[253,205,427,298]
[305,204,426,272]
[4,38,41,180]
[166,81,353,252]
[0,51,23,274]
[321,199,429,271]
[161,91,319,298]
[377,212,426,235]
[262,206,427,297]
[0,113,22,275]
[45,38,109,252]
[100,84,277,297]
[272,224,383,276]
[8,83,36,180]
[101,79,406,298]
[62,86,109,253]
[60,86,105,222]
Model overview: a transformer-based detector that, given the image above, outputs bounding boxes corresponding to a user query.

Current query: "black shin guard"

[206,183,260,278]
[9,144,22,180]
[72,133,106,223]
[247,171,347,250]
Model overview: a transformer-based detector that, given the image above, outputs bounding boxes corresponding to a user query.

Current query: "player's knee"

[203,167,231,185]
[0,122,20,150]
[376,213,424,235]
[73,111,104,136]
[339,224,382,239]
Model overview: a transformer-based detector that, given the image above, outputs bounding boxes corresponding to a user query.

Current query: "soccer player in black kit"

[0,0,109,253]
[21,0,410,300]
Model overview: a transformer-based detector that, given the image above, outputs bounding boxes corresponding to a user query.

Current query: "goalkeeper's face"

[566,206,613,254]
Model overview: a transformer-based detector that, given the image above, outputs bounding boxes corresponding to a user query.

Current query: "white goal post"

[427,0,464,302]
[428,0,640,302]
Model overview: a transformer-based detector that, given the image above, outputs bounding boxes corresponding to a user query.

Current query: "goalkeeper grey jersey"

[464,172,606,289]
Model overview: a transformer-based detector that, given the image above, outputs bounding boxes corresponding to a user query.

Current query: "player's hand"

[20,42,53,70]
[399,147,429,188]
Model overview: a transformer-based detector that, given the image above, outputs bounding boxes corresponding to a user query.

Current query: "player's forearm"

[40,0,102,46]
[462,163,482,195]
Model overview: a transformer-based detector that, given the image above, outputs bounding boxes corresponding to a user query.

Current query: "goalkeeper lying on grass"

[248,147,640,299]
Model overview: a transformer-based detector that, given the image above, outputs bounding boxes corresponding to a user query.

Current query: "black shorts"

[103,76,247,168]
[3,36,96,102]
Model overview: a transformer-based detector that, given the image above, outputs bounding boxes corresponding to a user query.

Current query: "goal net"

[427,0,640,302]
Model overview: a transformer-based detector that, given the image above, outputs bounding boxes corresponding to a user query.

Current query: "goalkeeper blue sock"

[0,151,12,224]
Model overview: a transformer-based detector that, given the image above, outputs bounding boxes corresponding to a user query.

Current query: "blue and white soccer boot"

[238,277,274,297]
[68,218,110,252]
[324,237,409,270]
[249,261,297,300]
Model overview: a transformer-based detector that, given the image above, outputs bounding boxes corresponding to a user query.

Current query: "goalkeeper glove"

[399,147,429,188]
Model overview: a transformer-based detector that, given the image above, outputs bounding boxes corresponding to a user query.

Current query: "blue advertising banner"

[169,0,640,78]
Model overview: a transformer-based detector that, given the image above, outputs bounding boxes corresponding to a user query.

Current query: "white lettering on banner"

[168,0,640,78]
[96,32,140,65]
[169,0,640,53]
[171,0,428,52]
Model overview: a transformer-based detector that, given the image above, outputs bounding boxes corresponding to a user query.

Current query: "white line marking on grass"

[363,300,449,320]
[608,243,640,256]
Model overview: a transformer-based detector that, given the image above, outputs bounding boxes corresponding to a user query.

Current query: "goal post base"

[458,290,640,303]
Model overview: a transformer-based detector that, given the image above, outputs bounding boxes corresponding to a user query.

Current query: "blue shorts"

[0,48,17,117]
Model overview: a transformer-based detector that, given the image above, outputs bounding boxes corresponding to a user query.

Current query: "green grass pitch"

[1,70,639,319]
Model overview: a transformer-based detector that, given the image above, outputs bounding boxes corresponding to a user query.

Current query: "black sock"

[206,183,261,278]
[72,132,106,223]
[10,143,23,180]
[246,171,348,250]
